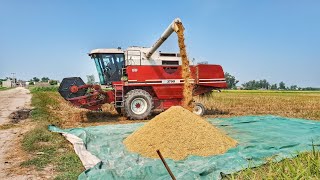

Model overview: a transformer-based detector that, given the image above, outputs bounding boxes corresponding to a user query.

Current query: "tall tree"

[242,79,271,90]
[279,81,286,90]
[224,72,239,89]
[290,85,298,90]
[87,75,95,84]
[242,80,256,90]
[32,77,40,82]
[270,84,278,90]
[49,80,58,85]
[41,77,50,82]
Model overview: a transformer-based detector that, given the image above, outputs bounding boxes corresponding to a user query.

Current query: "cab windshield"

[92,53,124,85]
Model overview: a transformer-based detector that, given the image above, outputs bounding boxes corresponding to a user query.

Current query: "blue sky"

[0,0,319,87]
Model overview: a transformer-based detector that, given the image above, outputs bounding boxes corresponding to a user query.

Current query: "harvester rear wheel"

[193,103,205,116]
[124,89,153,120]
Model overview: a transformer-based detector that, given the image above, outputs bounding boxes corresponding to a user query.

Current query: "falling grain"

[176,22,193,110]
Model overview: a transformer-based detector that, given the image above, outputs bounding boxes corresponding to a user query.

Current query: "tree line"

[224,72,319,91]
[0,77,59,86]
[29,77,58,85]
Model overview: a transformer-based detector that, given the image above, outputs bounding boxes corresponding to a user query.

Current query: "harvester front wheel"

[124,89,153,120]
[193,103,205,116]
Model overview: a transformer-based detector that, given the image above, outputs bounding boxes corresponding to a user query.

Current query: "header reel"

[58,77,109,110]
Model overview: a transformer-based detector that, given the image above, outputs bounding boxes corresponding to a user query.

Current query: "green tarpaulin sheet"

[49,115,320,180]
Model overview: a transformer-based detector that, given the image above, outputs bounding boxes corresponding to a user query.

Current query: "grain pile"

[123,106,237,160]
[176,22,193,110]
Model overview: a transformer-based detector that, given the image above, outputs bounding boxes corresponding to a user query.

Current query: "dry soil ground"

[0,87,47,180]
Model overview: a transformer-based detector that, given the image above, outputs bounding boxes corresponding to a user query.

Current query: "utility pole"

[11,73,16,87]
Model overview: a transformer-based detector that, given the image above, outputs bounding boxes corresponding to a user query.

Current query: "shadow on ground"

[205,108,230,116]
[85,111,121,122]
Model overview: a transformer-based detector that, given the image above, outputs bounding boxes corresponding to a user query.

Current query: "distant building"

[16,80,26,87]
[2,79,14,88]
[1,79,27,87]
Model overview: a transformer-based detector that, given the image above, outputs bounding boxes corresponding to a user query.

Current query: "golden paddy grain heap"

[123,106,237,160]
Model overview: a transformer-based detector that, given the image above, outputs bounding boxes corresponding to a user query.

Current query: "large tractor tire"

[124,89,153,120]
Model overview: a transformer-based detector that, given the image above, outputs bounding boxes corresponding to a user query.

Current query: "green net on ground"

[49,115,320,180]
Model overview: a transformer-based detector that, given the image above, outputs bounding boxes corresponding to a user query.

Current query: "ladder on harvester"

[114,84,124,108]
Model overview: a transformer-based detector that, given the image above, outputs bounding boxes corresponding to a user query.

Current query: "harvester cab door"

[92,53,124,85]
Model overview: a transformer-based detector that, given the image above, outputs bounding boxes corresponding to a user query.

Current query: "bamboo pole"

[156,150,176,180]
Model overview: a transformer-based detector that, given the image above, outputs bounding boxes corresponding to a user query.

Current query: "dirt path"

[0,87,36,180]
[0,87,32,124]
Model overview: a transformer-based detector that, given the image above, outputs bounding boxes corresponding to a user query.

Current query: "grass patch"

[22,126,60,152]
[54,152,83,180]
[226,148,320,179]
[30,92,64,126]
[29,86,58,93]
[21,155,52,169]
[21,90,83,178]
[0,87,12,91]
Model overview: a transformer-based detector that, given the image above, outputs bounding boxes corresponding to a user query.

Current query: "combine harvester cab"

[59,18,227,119]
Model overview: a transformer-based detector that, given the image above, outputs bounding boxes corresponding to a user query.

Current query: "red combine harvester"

[59,18,227,119]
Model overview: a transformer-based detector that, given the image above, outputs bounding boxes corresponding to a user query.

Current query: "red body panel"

[66,64,227,111]
[196,64,225,80]
[125,64,227,100]
[127,65,196,81]
[152,85,183,99]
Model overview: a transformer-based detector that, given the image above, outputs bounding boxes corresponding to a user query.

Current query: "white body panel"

[90,47,194,66]
[125,46,186,66]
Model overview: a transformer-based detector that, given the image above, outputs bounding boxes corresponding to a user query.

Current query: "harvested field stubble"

[124,106,237,160]
[44,92,146,128]
[197,90,320,120]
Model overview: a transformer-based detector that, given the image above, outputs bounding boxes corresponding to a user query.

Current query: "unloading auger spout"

[145,18,181,59]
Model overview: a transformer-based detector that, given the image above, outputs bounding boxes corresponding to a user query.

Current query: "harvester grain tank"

[58,18,227,119]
